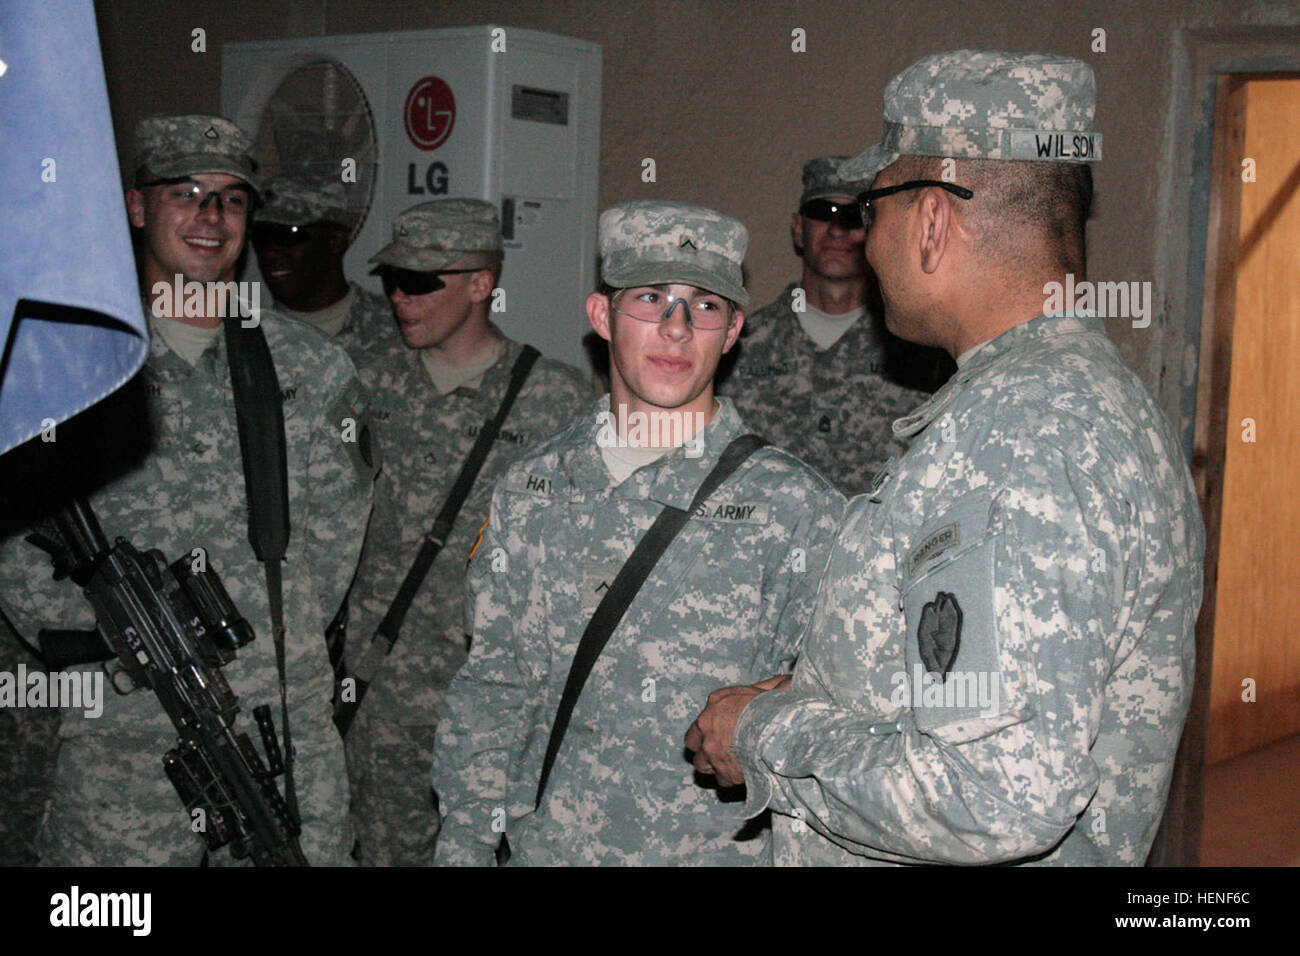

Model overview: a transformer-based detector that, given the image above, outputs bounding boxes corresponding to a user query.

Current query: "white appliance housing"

[222,25,602,374]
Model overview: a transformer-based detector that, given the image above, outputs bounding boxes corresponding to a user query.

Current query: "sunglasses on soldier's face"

[251,222,313,248]
[799,198,865,231]
[376,265,483,297]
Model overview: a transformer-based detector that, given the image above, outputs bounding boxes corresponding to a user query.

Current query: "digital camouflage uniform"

[334,284,395,364]
[0,313,375,866]
[255,175,400,365]
[343,198,590,866]
[720,283,932,496]
[434,200,845,866]
[0,620,57,866]
[346,338,589,865]
[0,114,375,866]
[434,397,843,865]
[719,156,933,497]
[732,51,1205,866]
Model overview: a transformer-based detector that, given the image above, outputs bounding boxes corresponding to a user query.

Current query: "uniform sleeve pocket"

[899,493,1027,741]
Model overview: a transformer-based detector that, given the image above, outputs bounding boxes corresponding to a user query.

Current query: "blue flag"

[0,0,148,455]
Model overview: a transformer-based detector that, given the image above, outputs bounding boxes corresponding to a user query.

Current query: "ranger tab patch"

[908,522,960,576]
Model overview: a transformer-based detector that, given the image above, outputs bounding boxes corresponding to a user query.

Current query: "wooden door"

[1204,76,1300,764]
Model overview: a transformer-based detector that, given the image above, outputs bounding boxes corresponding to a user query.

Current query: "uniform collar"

[892,313,1105,438]
[779,282,884,354]
[561,394,748,510]
[143,300,229,385]
[473,336,521,397]
[405,328,515,398]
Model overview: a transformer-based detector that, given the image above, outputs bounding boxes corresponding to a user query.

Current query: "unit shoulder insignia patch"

[918,590,962,678]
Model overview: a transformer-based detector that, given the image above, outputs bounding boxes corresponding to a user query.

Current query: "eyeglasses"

[140,179,254,219]
[377,265,484,297]
[856,180,974,229]
[799,198,864,231]
[610,287,734,331]
[251,222,313,248]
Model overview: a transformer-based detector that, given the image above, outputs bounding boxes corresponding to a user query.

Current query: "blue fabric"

[0,0,147,454]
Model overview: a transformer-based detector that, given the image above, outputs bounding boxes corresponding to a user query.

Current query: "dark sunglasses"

[251,222,312,248]
[855,180,974,228]
[799,198,864,230]
[376,265,483,297]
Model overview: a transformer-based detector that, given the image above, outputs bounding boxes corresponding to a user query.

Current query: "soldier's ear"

[721,310,745,353]
[587,291,612,342]
[917,188,954,276]
[790,212,804,256]
[467,268,495,304]
[125,188,147,229]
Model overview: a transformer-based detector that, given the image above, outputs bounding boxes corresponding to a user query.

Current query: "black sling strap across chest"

[222,313,298,825]
[334,344,540,735]
[533,432,768,810]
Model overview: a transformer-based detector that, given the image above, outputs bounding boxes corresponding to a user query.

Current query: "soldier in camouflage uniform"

[0,114,374,865]
[687,51,1206,865]
[251,174,395,364]
[433,200,844,866]
[343,199,589,866]
[717,157,941,496]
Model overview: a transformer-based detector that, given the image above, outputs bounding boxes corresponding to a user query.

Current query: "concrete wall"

[93,0,1300,433]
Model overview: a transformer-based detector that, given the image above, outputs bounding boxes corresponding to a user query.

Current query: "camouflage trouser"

[35,695,355,867]
[0,622,60,867]
[346,706,440,866]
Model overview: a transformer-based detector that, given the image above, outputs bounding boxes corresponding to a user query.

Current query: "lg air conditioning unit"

[222,25,602,374]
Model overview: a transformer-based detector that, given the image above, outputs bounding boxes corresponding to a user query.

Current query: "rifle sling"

[533,433,767,810]
[334,345,540,736]
[222,314,299,827]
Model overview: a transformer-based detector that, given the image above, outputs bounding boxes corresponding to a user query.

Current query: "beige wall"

[93,0,1300,433]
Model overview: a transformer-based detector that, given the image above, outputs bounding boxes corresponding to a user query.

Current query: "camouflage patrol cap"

[840,50,1102,182]
[258,175,350,228]
[133,114,259,192]
[369,198,503,270]
[800,156,874,205]
[598,200,750,308]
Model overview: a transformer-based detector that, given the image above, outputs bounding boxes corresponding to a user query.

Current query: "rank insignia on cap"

[918,591,962,678]
[679,236,697,250]
[204,125,219,140]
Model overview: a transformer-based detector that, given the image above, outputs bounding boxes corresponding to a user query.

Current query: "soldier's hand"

[685,674,791,788]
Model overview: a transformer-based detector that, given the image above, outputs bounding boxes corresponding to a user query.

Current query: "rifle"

[33,497,309,867]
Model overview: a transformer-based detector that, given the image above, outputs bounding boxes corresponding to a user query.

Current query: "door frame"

[1150,26,1300,866]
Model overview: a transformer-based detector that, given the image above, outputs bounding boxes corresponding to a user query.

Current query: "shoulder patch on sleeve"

[901,493,1007,736]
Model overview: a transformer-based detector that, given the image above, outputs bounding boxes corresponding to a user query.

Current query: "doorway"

[1192,73,1300,865]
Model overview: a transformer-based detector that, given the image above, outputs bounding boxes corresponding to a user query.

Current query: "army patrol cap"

[598,200,751,308]
[258,175,350,228]
[840,49,1102,182]
[800,156,874,205]
[369,198,503,270]
[133,114,260,192]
